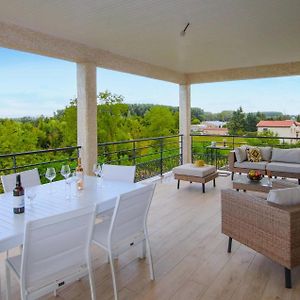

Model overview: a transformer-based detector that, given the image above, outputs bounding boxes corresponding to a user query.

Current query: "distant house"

[256,120,300,143]
[191,124,205,132]
[202,121,227,128]
[202,127,228,135]
[191,121,228,135]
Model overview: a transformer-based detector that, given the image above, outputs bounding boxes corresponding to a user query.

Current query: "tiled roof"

[256,120,296,127]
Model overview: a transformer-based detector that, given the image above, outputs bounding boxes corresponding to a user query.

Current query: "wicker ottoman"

[172,163,218,193]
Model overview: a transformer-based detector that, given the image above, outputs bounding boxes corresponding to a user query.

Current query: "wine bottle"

[13,174,25,214]
[76,157,84,190]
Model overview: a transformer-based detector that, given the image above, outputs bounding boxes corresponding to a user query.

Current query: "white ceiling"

[1,0,300,73]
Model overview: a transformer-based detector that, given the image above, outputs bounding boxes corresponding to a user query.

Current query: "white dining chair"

[5,206,97,300]
[99,164,136,222]
[1,168,41,193]
[92,183,156,300]
[102,164,136,183]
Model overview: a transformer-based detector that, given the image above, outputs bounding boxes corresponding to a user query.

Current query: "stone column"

[77,63,97,175]
[179,84,191,164]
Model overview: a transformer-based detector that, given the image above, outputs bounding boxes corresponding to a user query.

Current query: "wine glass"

[70,172,78,198]
[61,165,71,180]
[65,175,73,199]
[26,186,37,203]
[61,165,71,199]
[98,164,104,186]
[45,167,56,193]
[98,164,103,178]
[93,163,101,177]
[45,167,56,183]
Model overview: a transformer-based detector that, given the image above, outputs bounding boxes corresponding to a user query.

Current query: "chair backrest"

[102,164,136,183]
[1,168,41,193]
[108,184,155,249]
[20,206,96,291]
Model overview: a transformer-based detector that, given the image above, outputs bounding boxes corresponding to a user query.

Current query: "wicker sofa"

[229,147,300,183]
[221,183,300,288]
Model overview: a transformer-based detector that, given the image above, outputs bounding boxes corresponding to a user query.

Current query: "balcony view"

[1,1,300,300]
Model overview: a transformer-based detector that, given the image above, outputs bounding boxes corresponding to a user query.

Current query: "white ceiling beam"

[0,21,186,84]
[187,62,300,84]
[2,21,300,86]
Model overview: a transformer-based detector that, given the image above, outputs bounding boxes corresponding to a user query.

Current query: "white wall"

[257,125,299,143]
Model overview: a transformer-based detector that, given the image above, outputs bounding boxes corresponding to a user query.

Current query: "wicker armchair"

[221,188,300,288]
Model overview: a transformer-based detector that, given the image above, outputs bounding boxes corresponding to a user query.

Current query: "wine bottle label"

[13,195,25,208]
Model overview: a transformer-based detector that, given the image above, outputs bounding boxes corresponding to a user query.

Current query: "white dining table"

[0,176,144,253]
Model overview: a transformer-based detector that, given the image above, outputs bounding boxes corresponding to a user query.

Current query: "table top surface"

[232,175,272,192]
[0,176,144,252]
[233,174,270,185]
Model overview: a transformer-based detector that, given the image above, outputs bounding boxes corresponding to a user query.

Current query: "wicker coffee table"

[232,175,272,193]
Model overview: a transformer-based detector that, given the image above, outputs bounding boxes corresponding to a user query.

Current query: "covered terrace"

[1,0,300,173]
[1,1,300,299]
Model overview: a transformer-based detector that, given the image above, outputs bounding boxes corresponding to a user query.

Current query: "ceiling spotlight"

[180,22,190,36]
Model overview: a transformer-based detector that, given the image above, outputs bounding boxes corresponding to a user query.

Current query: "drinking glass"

[61,165,71,180]
[61,165,71,198]
[65,176,73,199]
[98,164,104,186]
[45,167,56,183]
[98,164,103,178]
[70,172,78,198]
[26,186,37,203]
[45,167,56,193]
[93,163,101,177]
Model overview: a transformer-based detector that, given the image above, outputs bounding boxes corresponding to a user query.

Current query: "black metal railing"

[191,134,300,171]
[0,146,81,191]
[0,135,183,191]
[98,135,183,181]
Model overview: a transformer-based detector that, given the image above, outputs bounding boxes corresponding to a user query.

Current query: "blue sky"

[0,47,300,118]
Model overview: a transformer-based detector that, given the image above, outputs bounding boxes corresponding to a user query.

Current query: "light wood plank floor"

[1,175,300,300]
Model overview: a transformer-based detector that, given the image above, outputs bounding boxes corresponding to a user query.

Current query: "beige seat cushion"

[173,164,216,177]
[266,162,300,174]
[234,161,268,170]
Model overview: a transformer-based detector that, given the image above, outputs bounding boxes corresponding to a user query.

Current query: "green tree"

[245,113,259,132]
[192,118,200,124]
[60,100,77,146]
[227,107,246,135]
[191,107,205,122]
[143,106,176,137]
[97,91,130,142]
[248,130,280,146]
[0,119,38,154]
[217,110,233,122]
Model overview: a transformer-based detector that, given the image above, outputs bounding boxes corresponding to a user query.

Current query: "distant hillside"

[262,111,283,118]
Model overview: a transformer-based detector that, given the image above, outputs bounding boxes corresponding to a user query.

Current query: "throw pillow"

[258,146,272,161]
[267,187,300,205]
[246,147,262,162]
[235,146,248,163]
